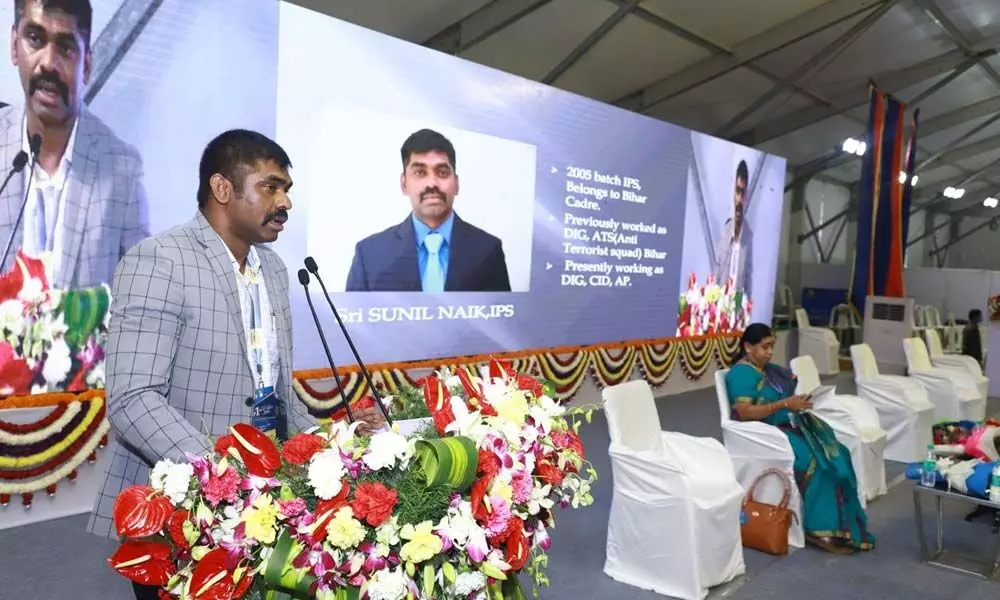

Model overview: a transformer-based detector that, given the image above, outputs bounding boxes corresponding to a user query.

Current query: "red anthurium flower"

[503,518,530,571]
[113,485,173,539]
[421,375,447,413]
[0,342,34,396]
[108,540,176,586]
[229,423,281,478]
[232,571,254,599]
[456,368,485,403]
[305,486,350,545]
[189,548,236,600]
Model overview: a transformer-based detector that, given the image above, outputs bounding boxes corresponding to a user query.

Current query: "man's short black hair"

[401,129,456,171]
[197,129,292,208]
[736,159,749,183]
[970,309,983,321]
[14,0,92,46]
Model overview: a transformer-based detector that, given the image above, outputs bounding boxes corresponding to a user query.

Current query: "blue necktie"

[423,233,444,292]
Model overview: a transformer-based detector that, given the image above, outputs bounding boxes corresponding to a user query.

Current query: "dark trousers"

[133,583,160,599]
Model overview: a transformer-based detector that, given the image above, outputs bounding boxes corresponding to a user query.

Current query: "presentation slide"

[0,0,786,371]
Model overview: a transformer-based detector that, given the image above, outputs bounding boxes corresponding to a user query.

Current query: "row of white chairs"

[603,354,887,600]
[603,333,990,600]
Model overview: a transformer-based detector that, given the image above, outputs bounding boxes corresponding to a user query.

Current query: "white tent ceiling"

[291,0,1000,218]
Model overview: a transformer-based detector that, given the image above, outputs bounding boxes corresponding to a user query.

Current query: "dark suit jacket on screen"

[346,213,511,292]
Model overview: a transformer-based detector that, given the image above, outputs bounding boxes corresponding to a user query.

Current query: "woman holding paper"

[725,323,876,554]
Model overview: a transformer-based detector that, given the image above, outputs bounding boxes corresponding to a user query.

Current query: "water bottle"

[920,445,937,487]
[989,464,1000,503]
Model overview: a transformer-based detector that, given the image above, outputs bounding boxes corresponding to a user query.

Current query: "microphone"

[0,134,41,272]
[304,256,392,426]
[297,268,354,424]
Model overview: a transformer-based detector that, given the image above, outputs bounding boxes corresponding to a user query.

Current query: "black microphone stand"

[304,257,392,426]
[0,143,37,271]
[298,269,354,424]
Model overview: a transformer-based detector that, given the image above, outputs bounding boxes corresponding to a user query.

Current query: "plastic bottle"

[989,463,1000,503]
[920,445,937,487]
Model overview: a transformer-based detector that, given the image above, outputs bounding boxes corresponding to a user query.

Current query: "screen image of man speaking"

[0,0,150,288]
[713,159,753,300]
[345,128,511,292]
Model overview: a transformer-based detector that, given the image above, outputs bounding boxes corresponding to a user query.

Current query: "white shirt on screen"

[729,232,741,285]
[20,115,78,282]
[219,234,281,390]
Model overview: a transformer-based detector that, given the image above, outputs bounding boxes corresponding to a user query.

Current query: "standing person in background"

[963,309,984,368]
[0,0,149,287]
[714,160,753,298]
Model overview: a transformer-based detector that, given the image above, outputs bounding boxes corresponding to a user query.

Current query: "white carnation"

[362,430,412,471]
[149,459,194,505]
[454,571,486,596]
[41,337,72,385]
[308,449,346,500]
[367,567,409,600]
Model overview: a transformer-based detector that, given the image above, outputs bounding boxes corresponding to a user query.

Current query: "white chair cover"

[714,370,805,549]
[789,356,888,504]
[923,329,989,397]
[903,337,986,422]
[850,343,935,462]
[795,308,840,375]
[603,381,745,600]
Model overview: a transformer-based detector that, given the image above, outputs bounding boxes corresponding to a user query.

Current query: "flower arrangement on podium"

[989,294,1000,323]
[108,359,598,600]
[0,251,109,396]
[676,272,751,337]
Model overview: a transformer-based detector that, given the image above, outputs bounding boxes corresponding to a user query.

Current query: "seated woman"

[725,322,875,555]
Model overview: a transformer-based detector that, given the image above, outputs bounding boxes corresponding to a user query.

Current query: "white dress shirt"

[21,116,78,282]
[219,236,281,389]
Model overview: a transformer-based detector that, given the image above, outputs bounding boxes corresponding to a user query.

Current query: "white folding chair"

[795,308,839,375]
[903,338,986,422]
[790,356,888,504]
[603,381,745,600]
[923,329,988,397]
[850,343,935,462]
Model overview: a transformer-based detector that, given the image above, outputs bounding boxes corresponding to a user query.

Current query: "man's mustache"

[29,71,69,105]
[263,209,288,225]
[420,188,446,202]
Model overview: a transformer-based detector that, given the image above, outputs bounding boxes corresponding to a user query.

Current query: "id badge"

[251,386,279,439]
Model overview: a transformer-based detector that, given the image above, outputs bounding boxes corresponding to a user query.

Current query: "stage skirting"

[0,332,791,530]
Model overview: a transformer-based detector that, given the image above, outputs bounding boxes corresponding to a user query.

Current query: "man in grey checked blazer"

[88,130,385,565]
[0,0,149,287]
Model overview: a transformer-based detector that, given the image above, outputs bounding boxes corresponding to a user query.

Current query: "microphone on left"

[297,268,355,423]
[0,133,42,270]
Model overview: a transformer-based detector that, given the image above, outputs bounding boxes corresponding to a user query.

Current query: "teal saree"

[725,362,875,551]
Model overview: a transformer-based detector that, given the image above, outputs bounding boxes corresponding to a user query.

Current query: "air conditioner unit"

[862,295,915,375]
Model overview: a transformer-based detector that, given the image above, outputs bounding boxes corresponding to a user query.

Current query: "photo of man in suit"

[88,130,384,599]
[714,159,753,299]
[0,0,149,288]
[345,128,511,292]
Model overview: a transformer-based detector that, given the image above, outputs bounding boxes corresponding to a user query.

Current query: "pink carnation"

[202,467,241,507]
[279,498,308,518]
[484,496,511,538]
[511,472,533,504]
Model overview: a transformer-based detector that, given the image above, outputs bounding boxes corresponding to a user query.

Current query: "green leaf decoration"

[59,287,110,349]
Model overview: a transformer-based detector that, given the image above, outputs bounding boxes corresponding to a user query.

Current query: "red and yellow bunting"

[0,396,110,506]
[292,335,739,412]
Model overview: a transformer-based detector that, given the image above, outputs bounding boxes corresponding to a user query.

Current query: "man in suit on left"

[345,128,511,292]
[0,0,149,288]
[88,129,385,600]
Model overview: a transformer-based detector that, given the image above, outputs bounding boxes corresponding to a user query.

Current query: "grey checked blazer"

[0,105,150,288]
[87,212,316,539]
[713,218,753,300]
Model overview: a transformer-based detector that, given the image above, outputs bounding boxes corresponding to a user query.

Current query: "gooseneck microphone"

[0,134,41,272]
[298,268,354,424]
[304,256,392,426]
